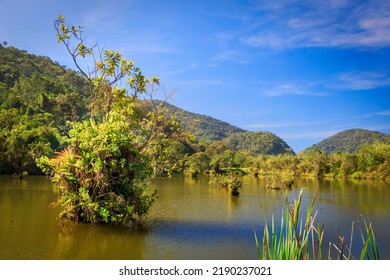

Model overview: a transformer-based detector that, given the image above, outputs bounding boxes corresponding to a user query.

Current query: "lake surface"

[1,174,389,260]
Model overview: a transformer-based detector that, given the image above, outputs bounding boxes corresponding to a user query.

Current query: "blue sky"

[1,0,389,152]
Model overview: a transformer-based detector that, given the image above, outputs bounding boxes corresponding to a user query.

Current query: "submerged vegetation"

[209,172,243,196]
[255,190,380,260]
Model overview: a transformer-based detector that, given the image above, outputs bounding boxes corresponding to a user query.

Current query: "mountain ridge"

[161,101,294,155]
[305,128,390,154]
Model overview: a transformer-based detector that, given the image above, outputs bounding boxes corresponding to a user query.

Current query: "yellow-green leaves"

[54,15,162,122]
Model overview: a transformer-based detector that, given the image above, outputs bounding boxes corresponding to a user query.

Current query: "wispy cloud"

[120,37,177,54]
[240,0,390,49]
[81,2,129,32]
[377,110,390,116]
[280,130,341,140]
[363,110,390,117]
[260,70,390,97]
[245,120,325,129]
[261,82,327,96]
[332,71,390,90]
[177,79,225,87]
[211,48,259,64]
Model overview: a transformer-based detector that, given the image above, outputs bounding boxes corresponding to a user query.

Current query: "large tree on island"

[38,16,184,225]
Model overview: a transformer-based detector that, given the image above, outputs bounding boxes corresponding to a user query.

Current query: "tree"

[38,16,178,225]
[0,110,63,175]
[185,152,211,177]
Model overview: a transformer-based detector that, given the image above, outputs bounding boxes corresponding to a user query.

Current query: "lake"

[0,174,389,260]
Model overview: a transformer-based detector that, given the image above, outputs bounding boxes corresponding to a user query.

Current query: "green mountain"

[0,45,88,125]
[162,102,245,142]
[162,102,294,155]
[223,131,295,155]
[306,129,390,154]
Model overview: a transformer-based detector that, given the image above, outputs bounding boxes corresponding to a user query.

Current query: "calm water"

[0,174,389,260]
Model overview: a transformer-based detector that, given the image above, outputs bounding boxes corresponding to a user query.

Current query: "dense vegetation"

[306,129,390,154]
[224,131,294,155]
[162,102,245,142]
[0,44,88,175]
[249,140,390,184]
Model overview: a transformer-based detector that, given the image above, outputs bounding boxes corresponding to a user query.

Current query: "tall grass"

[255,190,380,260]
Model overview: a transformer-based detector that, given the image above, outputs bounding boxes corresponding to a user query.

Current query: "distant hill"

[162,102,245,142]
[162,102,294,155]
[223,131,295,155]
[305,129,390,154]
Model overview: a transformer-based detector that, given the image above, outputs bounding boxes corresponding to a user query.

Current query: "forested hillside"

[162,102,294,154]
[162,102,245,142]
[0,45,88,174]
[223,131,294,155]
[306,129,390,154]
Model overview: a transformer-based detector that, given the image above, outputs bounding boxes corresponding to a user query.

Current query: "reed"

[256,190,380,260]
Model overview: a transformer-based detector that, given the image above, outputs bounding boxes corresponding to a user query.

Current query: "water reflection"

[1,174,389,259]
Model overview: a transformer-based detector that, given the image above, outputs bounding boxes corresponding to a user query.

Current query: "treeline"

[182,140,390,182]
[250,141,390,183]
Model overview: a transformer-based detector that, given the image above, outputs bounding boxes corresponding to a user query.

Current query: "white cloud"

[259,71,390,97]
[280,130,341,140]
[245,120,325,129]
[261,82,327,96]
[363,110,390,117]
[377,110,390,116]
[240,0,390,49]
[333,71,390,90]
[177,79,225,87]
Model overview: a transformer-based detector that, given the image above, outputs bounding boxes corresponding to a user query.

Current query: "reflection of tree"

[55,221,149,259]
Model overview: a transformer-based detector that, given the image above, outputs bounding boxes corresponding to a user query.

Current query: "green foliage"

[257,190,322,260]
[209,172,243,196]
[137,102,194,176]
[185,152,211,177]
[295,141,390,180]
[0,109,64,174]
[38,110,157,224]
[0,44,88,174]
[250,140,390,181]
[306,128,390,154]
